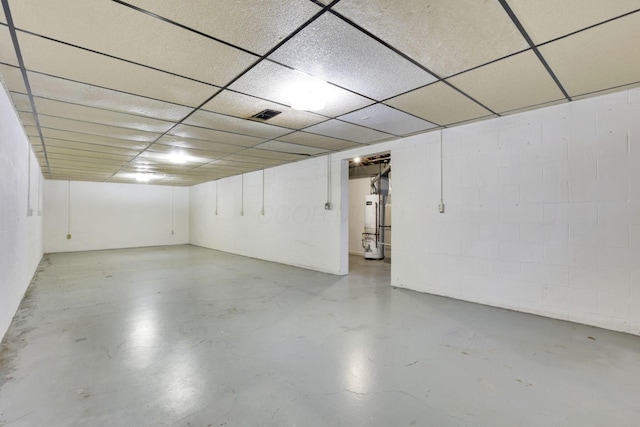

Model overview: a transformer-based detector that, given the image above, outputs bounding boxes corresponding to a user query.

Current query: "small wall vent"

[251,109,282,120]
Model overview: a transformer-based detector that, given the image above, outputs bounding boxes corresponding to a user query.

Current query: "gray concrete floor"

[1,245,640,426]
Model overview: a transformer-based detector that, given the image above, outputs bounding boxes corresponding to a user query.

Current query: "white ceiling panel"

[184,109,292,139]
[10,92,31,111]
[34,98,175,133]
[269,13,436,101]
[385,82,494,126]
[239,148,306,162]
[9,0,257,86]
[124,0,322,55]
[447,51,565,114]
[333,0,529,77]
[17,32,219,107]
[0,63,26,93]
[338,104,438,136]
[45,138,139,157]
[254,140,328,156]
[540,12,640,97]
[508,0,640,44]
[156,135,245,154]
[0,25,18,66]
[41,128,150,151]
[229,60,374,117]
[38,116,161,143]
[304,120,393,144]
[168,124,264,148]
[27,72,193,122]
[277,132,362,151]
[18,111,36,126]
[202,90,327,129]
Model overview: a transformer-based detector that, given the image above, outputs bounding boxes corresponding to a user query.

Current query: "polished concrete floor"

[1,245,640,426]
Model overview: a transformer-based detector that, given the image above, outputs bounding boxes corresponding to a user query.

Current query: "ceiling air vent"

[251,109,281,120]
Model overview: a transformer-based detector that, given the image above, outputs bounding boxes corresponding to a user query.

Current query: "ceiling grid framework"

[0,0,639,185]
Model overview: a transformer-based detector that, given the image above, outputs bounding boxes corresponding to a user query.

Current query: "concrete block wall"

[391,89,640,335]
[44,180,189,253]
[0,82,43,339]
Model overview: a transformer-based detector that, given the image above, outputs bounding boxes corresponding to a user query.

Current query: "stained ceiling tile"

[34,98,176,133]
[41,128,150,151]
[183,109,292,139]
[27,72,193,121]
[201,90,327,129]
[0,25,18,66]
[385,82,493,126]
[38,115,161,143]
[229,60,374,117]
[254,140,328,156]
[17,32,219,107]
[338,104,438,136]
[508,0,640,44]
[168,124,265,147]
[156,135,245,154]
[124,0,322,55]
[277,132,362,151]
[9,0,257,86]
[447,51,565,114]
[304,120,393,144]
[269,13,436,100]
[540,12,640,97]
[333,0,528,77]
[10,92,31,112]
[0,63,26,93]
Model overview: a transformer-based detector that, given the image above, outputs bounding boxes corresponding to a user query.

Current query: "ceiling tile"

[0,25,18,66]
[333,0,528,77]
[27,72,193,122]
[38,116,161,143]
[17,32,219,107]
[156,135,245,154]
[18,111,36,126]
[447,51,565,114]
[239,148,307,162]
[304,120,393,144]
[184,109,292,139]
[0,63,26,92]
[34,98,175,133]
[10,92,31,111]
[385,82,493,126]
[168,124,264,148]
[23,125,39,137]
[41,128,149,151]
[46,146,133,162]
[124,0,321,55]
[222,154,287,166]
[508,0,640,44]
[338,104,438,136]
[269,13,436,100]
[201,90,327,129]
[9,0,257,86]
[138,149,217,165]
[253,140,328,156]
[229,60,374,117]
[539,12,640,97]
[277,132,362,151]
[45,138,140,157]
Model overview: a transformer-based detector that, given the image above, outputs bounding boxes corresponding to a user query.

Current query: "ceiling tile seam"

[110,0,260,57]
[1,0,51,175]
[343,101,444,129]
[499,0,571,101]
[19,70,198,110]
[38,124,160,145]
[437,47,533,81]
[44,138,144,154]
[498,97,568,116]
[26,112,168,135]
[45,147,133,159]
[107,2,340,179]
[536,8,640,49]
[16,28,224,88]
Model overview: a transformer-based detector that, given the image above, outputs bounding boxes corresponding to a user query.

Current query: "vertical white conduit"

[261,169,265,216]
[240,174,244,216]
[439,129,445,213]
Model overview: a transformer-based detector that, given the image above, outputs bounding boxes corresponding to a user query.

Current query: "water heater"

[362,194,385,259]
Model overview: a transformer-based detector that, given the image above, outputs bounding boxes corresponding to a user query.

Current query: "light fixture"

[354,157,361,163]
[290,78,329,112]
[169,151,188,164]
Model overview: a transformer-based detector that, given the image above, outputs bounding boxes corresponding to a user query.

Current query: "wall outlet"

[438,203,445,213]
[324,202,332,210]
[66,234,72,239]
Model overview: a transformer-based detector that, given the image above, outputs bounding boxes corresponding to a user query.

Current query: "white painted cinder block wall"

[190,87,640,335]
[0,83,43,339]
[44,180,188,253]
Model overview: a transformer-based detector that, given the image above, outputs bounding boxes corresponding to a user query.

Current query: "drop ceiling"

[1,0,639,186]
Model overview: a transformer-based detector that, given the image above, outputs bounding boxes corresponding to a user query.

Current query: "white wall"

[348,177,370,255]
[390,89,640,336]
[0,82,43,340]
[190,157,346,274]
[44,180,188,253]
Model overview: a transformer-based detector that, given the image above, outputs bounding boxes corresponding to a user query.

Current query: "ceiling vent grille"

[251,109,282,120]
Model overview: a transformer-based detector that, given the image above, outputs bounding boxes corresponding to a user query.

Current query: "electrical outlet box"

[438,203,445,213]
[324,202,332,210]
[66,234,72,239]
